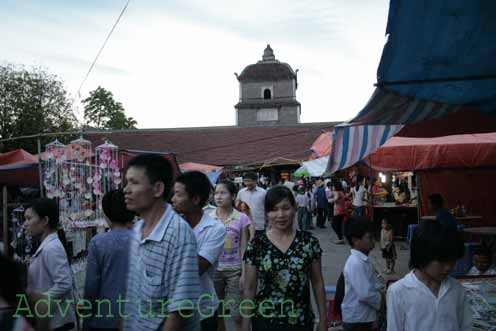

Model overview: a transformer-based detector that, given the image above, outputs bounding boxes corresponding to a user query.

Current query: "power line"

[77,0,132,97]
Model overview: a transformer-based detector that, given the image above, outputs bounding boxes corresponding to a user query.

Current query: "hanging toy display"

[69,136,94,228]
[43,140,70,227]
[94,140,120,221]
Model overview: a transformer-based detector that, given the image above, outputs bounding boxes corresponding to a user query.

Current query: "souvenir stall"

[40,138,122,298]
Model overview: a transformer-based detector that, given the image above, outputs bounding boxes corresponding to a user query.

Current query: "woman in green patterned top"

[241,185,327,331]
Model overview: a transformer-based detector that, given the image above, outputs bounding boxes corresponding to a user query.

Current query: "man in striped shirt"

[123,154,201,331]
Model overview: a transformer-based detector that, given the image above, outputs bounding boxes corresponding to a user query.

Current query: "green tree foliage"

[82,86,137,130]
[0,64,77,153]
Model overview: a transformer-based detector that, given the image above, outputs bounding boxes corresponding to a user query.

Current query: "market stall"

[366,132,496,227]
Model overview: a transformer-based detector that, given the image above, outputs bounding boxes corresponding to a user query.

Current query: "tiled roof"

[84,123,336,167]
[235,99,301,108]
[238,62,296,82]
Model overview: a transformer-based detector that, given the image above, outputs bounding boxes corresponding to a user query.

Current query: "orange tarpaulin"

[367,132,496,171]
[180,162,222,173]
[0,149,39,187]
[310,132,332,158]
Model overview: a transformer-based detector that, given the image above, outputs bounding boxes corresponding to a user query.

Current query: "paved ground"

[225,218,412,330]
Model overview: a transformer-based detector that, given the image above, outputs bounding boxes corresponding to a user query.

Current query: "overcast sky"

[1,0,390,129]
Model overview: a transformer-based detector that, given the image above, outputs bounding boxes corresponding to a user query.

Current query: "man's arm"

[163,311,184,331]
[197,224,226,276]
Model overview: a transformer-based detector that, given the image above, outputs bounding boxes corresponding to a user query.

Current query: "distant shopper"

[329,181,346,244]
[83,189,135,331]
[236,172,266,236]
[24,198,76,331]
[235,201,256,240]
[467,245,496,276]
[387,221,470,331]
[342,216,382,331]
[428,193,457,230]
[380,218,396,274]
[314,179,327,228]
[296,186,310,231]
[351,175,367,216]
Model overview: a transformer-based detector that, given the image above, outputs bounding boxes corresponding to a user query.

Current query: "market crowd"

[0,153,491,331]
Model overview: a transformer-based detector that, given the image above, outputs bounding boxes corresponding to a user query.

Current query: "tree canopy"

[82,86,137,130]
[0,64,77,153]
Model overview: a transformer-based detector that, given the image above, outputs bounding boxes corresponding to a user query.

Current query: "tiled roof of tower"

[84,123,336,167]
[237,62,296,82]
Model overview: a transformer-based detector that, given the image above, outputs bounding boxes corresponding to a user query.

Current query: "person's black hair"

[428,193,444,208]
[126,153,173,200]
[355,174,364,190]
[409,221,464,269]
[474,245,492,260]
[243,172,258,181]
[26,198,72,263]
[333,181,343,191]
[216,179,238,197]
[344,215,373,246]
[326,181,332,188]
[102,189,136,224]
[175,171,212,207]
[264,185,296,212]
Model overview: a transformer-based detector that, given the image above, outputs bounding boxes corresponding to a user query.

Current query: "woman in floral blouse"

[241,185,327,331]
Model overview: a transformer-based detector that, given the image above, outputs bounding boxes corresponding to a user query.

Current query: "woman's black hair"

[355,175,364,190]
[216,179,238,197]
[102,189,136,224]
[333,181,343,191]
[216,179,238,207]
[409,221,465,269]
[264,185,296,212]
[344,215,373,246]
[27,198,72,263]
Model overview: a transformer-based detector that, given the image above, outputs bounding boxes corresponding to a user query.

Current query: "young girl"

[236,201,256,239]
[380,218,397,274]
[212,180,252,331]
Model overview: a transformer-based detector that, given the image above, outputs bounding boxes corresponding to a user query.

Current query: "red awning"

[180,162,222,173]
[367,132,496,171]
[0,149,39,187]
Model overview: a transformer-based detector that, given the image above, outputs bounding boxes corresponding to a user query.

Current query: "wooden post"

[2,185,10,257]
[38,137,45,198]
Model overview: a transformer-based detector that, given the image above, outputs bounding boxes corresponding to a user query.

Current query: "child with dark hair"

[467,245,496,276]
[387,221,471,331]
[341,216,382,331]
[380,218,396,274]
[83,189,135,331]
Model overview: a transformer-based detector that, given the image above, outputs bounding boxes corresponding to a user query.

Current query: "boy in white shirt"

[342,216,383,331]
[387,221,472,331]
[467,245,496,276]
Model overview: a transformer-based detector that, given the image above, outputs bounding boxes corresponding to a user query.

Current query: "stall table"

[420,215,483,227]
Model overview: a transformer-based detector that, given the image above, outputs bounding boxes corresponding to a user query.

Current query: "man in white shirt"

[236,172,266,236]
[342,216,383,331]
[387,221,471,331]
[172,171,227,331]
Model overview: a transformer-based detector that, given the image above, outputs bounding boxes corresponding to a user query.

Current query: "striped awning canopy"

[328,0,496,173]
